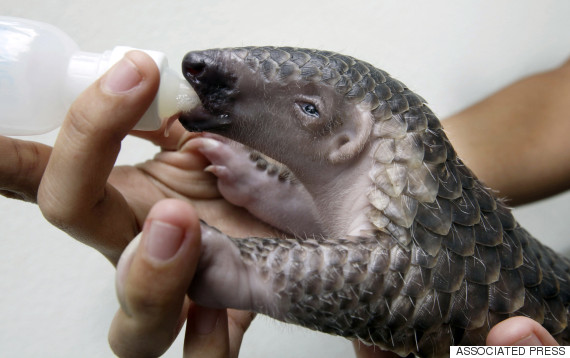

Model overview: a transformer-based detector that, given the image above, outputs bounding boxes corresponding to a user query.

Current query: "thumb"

[487,316,559,346]
[38,50,161,263]
[110,199,202,358]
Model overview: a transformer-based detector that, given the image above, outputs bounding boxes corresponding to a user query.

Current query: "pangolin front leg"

[193,133,322,237]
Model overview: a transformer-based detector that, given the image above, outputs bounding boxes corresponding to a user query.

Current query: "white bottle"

[0,16,199,136]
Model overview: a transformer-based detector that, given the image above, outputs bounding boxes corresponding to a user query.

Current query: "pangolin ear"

[327,112,373,164]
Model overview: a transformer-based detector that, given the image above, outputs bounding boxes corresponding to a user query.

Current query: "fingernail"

[514,333,542,346]
[194,307,222,335]
[102,57,143,93]
[145,220,184,261]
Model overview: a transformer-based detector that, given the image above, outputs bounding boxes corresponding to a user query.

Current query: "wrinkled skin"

[193,133,322,237]
[175,47,570,357]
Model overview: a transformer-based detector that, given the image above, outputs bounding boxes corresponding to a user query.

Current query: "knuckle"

[0,139,43,199]
[37,193,76,229]
[129,288,162,314]
[65,95,125,152]
[65,104,100,141]
[126,283,175,320]
[37,179,99,230]
[67,90,130,141]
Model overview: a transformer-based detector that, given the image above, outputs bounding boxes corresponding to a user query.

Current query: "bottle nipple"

[176,82,201,114]
[154,64,200,125]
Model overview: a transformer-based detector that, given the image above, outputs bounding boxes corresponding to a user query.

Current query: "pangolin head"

[180,46,402,128]
[180,47,452,241]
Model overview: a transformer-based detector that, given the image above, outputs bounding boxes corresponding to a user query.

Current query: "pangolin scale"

[178,47,570,357]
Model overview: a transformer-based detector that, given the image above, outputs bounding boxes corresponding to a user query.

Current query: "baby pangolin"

[176,47,570,357]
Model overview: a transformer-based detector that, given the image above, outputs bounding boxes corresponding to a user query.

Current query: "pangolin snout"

[179,50,238,132]
[182,51,239,114]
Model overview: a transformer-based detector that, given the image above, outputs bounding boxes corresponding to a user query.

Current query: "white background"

[1,1,569,357]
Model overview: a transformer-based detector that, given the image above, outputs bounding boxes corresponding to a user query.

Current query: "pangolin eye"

[300,103,319,117]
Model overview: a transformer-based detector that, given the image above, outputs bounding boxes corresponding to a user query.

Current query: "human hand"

[351,316,558,357]
[486,316,559,346]
[0,50,276,264]
[110,198,253,357]
[0,51,270,356]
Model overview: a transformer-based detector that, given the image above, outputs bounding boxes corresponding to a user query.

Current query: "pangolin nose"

[180,50,238,112]
[185,62,205,76]
[182,52,210,82]
[181,50,236,93]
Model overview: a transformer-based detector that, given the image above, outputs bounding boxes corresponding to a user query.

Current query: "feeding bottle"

[0,16,199,135]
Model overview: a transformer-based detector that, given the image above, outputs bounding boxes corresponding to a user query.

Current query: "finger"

[136,132,220,201]
[130,116,188,150]
[487,316,559,346]
[352,341,400,358]
[184,303,230,358]
[38,50,160,262]
[183,306,255,358]
[226,309,255,358]
[0,137,51,202]
[109,199,201,358]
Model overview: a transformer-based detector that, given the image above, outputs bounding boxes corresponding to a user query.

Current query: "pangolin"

[175,46,570,357]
